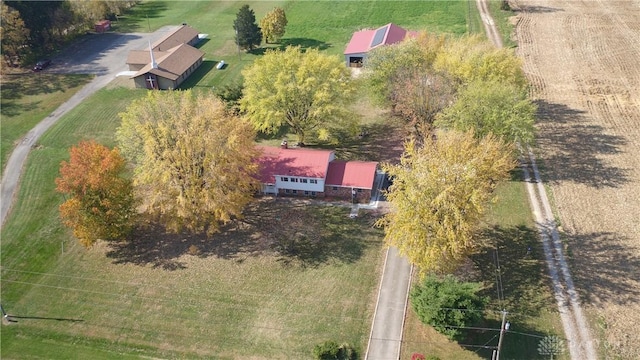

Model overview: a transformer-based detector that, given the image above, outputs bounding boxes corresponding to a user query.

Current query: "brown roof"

[132,43,204,81]
[126,50,167,66]
[152,25,199,51]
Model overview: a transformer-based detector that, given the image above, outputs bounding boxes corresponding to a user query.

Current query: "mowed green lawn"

[0,73,93,174]
[0,1,471,358]
[0,1,564,359]
[113,0,476,90]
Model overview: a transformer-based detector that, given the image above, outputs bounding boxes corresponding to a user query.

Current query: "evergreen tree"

[233,4,261,51]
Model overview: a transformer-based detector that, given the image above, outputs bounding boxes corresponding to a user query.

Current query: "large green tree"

[436,80,537,146]
[259,6,287,43]
[56,140,136,248]
[117,90,259,235]
[378,130,516,274]
[233,4,262,51]
[240,46,356,145]
[0,2,30,66]
[411,275,488,340]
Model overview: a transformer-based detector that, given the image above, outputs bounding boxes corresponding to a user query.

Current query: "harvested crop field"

[511,0,640,358]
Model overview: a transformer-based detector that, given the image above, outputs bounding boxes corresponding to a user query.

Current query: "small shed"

[95,20,111,33]
[344,23,417,67]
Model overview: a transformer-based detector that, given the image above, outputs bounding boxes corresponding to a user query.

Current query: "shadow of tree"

[277,38,331,51]
[106,199,378,270]
[516,5,564,13]
[567,231,640,306]
[535,100,630,188]
[463,316,555,359]
[1,74,92,116]
[473,226,555,318]
[314,115,406,164]
[467,225,565,358]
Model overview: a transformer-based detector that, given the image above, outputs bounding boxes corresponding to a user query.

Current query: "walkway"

[359,172,413,360]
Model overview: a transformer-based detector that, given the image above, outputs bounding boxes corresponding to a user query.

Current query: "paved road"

[0,27,176,226]
[365,246,412,360]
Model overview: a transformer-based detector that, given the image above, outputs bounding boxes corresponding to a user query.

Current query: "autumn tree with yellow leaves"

[117,90,259,235]
[240,46,356,145]
[378,130,517,274]
[259,7,287,43]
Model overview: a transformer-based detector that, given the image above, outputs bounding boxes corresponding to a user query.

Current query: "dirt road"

[511,0,640,358]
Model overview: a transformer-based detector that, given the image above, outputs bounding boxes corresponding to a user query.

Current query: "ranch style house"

[257,143,378,203]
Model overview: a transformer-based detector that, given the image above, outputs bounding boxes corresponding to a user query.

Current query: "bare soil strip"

[511,0,640,358]
[477,0,597,358]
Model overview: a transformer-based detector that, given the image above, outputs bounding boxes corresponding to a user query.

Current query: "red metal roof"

[344,23,413,55]
[257,146,334,184]
[325,160,378,189]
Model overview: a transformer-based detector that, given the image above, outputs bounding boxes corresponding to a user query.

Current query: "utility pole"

[496,309,509,360]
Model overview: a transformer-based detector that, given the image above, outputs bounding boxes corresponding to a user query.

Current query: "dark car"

[33,59,51,72]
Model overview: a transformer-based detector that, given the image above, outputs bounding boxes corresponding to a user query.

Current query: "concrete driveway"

[1,27,177,226]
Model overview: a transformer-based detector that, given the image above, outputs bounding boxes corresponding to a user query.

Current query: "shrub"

[410,275,488,340]
[313,341,358,360]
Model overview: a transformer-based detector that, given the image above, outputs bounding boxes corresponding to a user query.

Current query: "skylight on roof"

[370,25,388,48]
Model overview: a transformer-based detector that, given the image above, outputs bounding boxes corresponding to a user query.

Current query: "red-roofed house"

[325,160,379,202]
[257,145,378,203]
[344,23,417,67]
[126,25,204,90]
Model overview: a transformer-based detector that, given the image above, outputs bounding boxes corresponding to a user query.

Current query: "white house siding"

[275,176,325,192]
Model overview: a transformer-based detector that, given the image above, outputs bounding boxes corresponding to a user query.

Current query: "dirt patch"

[512,0,640,358]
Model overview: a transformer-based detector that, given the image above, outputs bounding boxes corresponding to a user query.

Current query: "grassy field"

[400,177,567,360]
[0,72,92,174]
[0,1,564,359]
[111,0,477,90]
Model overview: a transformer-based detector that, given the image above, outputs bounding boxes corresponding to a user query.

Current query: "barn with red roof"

[344,23,417,67]
[257,144,379,203]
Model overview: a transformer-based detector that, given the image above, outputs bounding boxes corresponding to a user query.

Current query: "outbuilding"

[344,23,417,67]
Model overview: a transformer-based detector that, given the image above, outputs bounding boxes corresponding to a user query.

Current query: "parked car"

[33,59,51,72]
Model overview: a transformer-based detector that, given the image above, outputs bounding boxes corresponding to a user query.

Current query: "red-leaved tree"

[56,140,136,247]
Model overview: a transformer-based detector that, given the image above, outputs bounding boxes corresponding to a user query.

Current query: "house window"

[332,187,338,191]
[310,179,318,184]
[285,189,290,194]
[282,177,289,182]
[304,191,309,195]
[291,178,299,183]
[311,191,316,196]
[301,179,308,183]
[292,190,297,194]
[357,189,363,193]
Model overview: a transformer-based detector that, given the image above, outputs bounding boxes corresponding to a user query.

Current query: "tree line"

[54,6,536,282]
[1,0,136,66]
